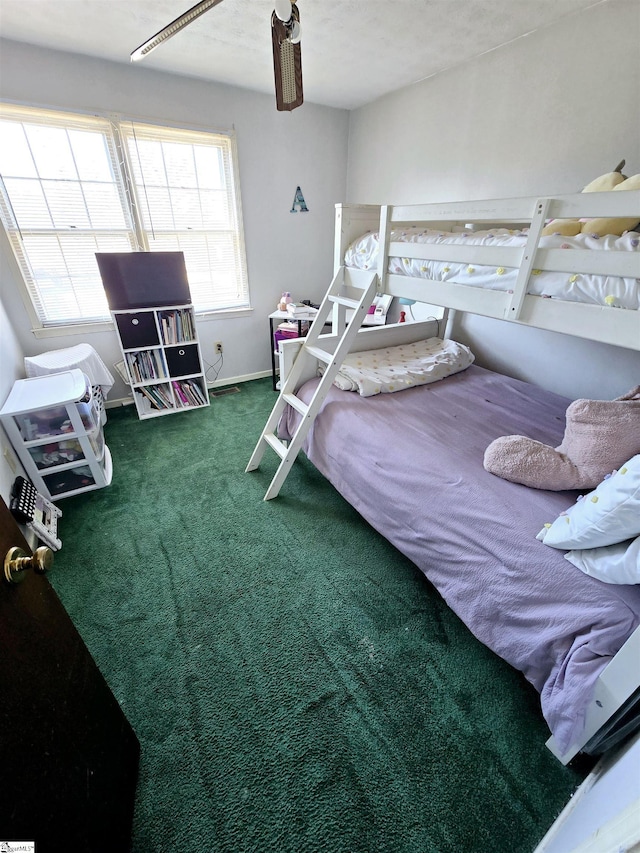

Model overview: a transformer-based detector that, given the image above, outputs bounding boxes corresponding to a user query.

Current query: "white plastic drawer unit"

[0,369,112,500]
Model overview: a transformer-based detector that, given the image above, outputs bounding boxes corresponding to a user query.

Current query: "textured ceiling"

[0,0,602,110]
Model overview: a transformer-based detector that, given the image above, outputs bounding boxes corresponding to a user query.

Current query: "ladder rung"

[263,432,287,459]
[304,345,333,365]
[328,294,360,309]
[282,393,308,417]
[246,267,378,500]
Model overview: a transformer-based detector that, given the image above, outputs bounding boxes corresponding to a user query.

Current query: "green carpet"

[51,378,585,853]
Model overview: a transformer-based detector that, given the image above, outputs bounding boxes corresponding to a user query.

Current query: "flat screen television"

[95,251,192,310]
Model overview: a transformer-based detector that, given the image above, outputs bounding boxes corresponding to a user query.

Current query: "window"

[0,105,249,328]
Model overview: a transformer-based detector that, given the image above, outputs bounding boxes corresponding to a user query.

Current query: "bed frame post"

[377,205,393,293]
[546,623,640,764]
[334,204,347,275]
[334,203,382,276]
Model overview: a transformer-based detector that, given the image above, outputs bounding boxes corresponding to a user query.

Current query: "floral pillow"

[323,337,474,397]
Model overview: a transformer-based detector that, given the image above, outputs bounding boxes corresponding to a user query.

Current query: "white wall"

[0,39,349,400]
[0,286,28,504]
[346,0,640,401]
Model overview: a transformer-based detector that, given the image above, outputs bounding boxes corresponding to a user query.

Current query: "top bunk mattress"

[344,227,640,310]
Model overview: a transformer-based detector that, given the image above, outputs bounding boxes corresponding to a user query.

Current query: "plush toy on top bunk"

[541,160,640,237]
[483,385,640,490]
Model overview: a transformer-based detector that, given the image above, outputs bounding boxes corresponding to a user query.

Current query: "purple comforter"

[282,365,640,752]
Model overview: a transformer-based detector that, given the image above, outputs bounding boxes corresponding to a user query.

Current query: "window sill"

[195,306,253,321]
[31,320,115,339]
[30,306,253,338]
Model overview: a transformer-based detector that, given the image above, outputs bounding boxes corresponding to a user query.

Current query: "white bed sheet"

[344,227,640,310]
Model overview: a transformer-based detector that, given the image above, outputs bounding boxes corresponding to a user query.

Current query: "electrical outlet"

[215,341,223,354]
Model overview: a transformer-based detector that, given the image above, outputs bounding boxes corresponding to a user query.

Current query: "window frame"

[0,104,251,337]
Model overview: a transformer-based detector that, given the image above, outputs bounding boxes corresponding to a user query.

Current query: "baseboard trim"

[207,370,271,389]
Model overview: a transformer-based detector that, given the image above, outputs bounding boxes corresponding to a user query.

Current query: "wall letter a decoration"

[290,186,309,212]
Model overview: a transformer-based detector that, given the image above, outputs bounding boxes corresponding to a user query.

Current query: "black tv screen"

[96,251,192,310]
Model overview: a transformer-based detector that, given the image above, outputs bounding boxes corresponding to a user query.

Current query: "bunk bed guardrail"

[335,191,640,351]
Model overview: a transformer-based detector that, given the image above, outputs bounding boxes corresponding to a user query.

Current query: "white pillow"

[537,455,640,549]
[565,536,640,584]
[322,337,474,397]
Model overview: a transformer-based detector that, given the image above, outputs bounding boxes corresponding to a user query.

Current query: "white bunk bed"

[333,191,640,351]
[267,189,640,766]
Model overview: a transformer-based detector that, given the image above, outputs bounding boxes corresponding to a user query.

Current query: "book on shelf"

[189,379,207,405]
[159,308,195,345]
[172,378,207,408]
[126,350,167,383]
[137,384,173,411]
[141,386,163,409]
[135,388,156,413]
[180,309,194,341]
[156,384,173,408]
[172,380,190,408]
[135,389,154,414]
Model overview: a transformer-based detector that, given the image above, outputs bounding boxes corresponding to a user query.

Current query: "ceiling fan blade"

[131,0,225,62]
[271,4,303,112]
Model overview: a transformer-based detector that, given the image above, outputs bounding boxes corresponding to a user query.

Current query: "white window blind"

[0,105,249,327]
[120,122,248,314]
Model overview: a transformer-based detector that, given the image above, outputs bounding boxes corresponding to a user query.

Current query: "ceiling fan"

[130,0,303,111]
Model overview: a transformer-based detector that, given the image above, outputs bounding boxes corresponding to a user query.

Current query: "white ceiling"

[0,0,602,110]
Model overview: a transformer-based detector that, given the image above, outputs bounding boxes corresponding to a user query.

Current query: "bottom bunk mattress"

[280,364,640,753]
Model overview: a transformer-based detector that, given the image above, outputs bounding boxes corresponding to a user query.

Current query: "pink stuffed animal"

[483,386,640,490]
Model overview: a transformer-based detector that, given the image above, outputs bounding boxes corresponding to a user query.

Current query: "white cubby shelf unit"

[113,304,209,420]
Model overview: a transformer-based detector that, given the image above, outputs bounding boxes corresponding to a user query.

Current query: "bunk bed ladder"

[246,267,379,500]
